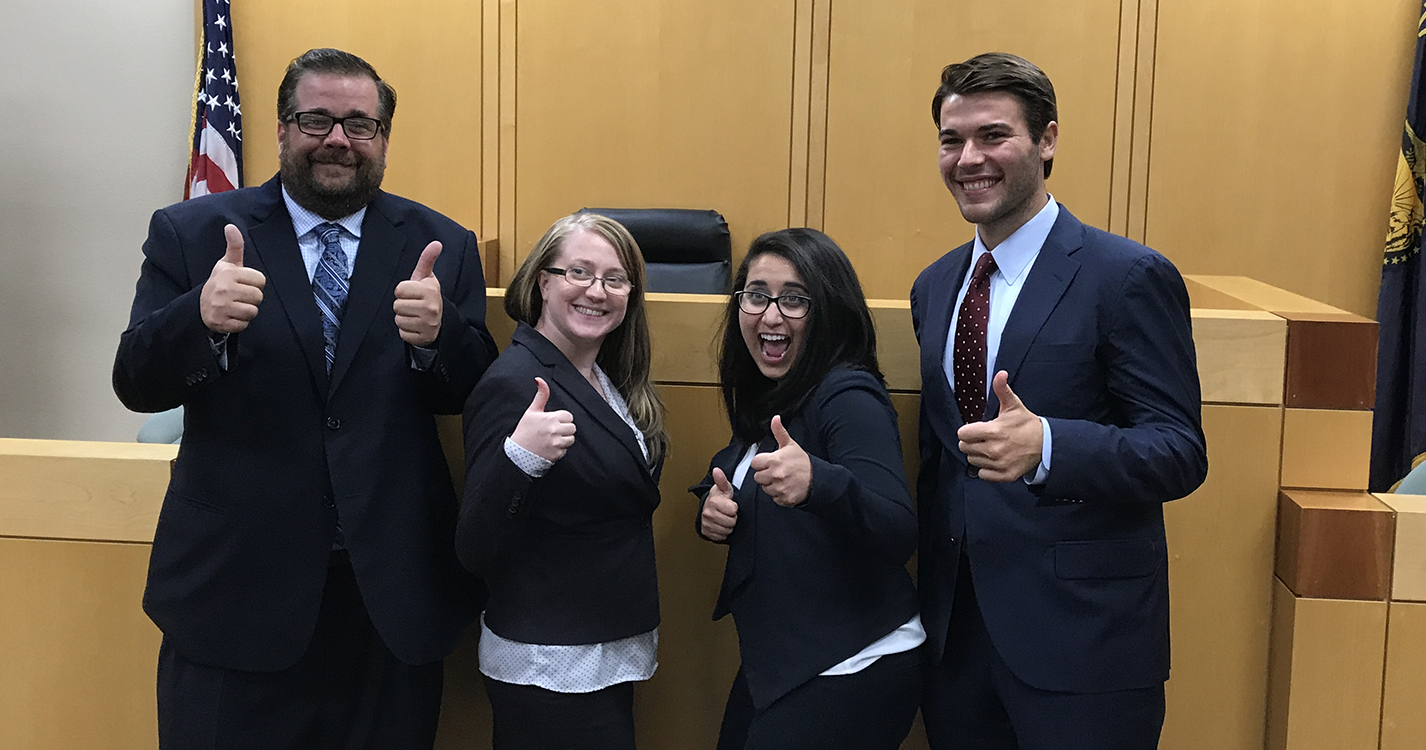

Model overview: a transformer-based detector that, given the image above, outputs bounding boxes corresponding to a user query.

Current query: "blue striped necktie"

[313,223,350,373]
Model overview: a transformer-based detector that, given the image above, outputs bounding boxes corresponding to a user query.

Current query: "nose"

[323,124,351,148]
[959,138,985,166]
[585,278,609,300]
[761,301,785,325]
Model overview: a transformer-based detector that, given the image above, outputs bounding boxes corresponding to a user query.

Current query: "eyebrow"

[745,279,809,293]
[939,122,1013,138]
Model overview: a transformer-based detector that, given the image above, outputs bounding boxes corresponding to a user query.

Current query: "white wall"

[0,0,192,441]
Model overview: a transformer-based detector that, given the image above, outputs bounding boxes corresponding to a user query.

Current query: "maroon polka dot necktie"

[954,252,997,424]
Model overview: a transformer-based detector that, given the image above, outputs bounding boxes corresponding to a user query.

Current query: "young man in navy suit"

[114,48,497,748]
[911,53,1208,749]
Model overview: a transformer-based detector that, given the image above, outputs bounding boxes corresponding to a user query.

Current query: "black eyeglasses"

[735,291,811,319]
[544,266,633,296]
[287,111,384,140]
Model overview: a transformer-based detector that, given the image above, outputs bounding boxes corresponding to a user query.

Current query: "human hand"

[510,377,576,463]
[200,224,266,333]
[957,371,1043,482]
[394,241,443,346]
[750,415,812,507]
[700,468,738,541]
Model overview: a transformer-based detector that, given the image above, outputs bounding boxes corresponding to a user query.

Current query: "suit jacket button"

[326,417,342,430]
[323,494,335,508]
[965,464,979,478]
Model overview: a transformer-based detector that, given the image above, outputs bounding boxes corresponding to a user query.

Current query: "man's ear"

[1039,120,1059,162]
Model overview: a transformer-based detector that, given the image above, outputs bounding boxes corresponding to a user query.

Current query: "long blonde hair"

[505,213,668,463]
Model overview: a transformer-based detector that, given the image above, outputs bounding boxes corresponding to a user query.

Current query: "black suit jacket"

[692,367,918,710]
[458,323,663,645]
[911,205,1207,694]
[113,175,497,671]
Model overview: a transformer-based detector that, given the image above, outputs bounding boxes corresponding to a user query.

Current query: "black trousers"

[483,675,637,750]
[717,646,922,750]
[156,553,444,750]
[922,556,1165,750]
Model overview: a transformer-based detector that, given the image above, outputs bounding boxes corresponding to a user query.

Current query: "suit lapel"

[245,180,327,393]
[329,195,406,395]
[514,325,658,491]
[990,208,1083,412]
[921,244,973,455]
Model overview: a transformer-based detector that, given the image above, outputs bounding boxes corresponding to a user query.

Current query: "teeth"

[962,179,997,190]
[574,306,606,317]
[760,334,788,341]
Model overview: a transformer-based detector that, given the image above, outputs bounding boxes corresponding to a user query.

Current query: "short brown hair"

[931,53,1057,178]
[277,48,397,136]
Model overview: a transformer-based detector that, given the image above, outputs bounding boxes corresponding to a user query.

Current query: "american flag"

[185,0,243,198]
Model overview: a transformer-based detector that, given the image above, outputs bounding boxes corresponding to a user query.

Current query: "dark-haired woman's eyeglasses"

[544,266,633,296]
[736,291,811,319]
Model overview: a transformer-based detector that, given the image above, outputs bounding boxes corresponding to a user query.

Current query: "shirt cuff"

[408,344,438,372]
[504,437,554,478]
[210,332,229,371]
[1025,416,1051,485]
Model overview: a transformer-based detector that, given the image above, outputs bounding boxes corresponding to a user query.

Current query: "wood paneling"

[1381,601,1426,750]
[1376,493,1426,603]
[0,438,173,543]
[1276,490,1394,601]
[513,0,797,270]
[1265,580,1388,750]
[1282,315,1378,410]
[0,538,160,750]
[821,0,1123,300]
[1191,309,1285,405]
[230,0,484,232]
[1160,405,1282,750]
[1147,0,1419,317]
[1280,408,1372,490]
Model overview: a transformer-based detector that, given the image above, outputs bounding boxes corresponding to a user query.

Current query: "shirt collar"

[280,185,367,240]
[971,195,1059,286]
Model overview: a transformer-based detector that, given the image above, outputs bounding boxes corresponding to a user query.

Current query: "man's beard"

[279,143,386,220]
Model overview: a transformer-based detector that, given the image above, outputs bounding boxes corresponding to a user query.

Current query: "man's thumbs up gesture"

[510,377,577,463]
[200,224,267,333]
[750,415,812,507]
[957,371,1043,482]
[700,468,738,541]
[394,241,443,347]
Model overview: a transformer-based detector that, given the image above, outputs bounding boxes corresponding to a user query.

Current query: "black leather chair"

[578,208,731,294]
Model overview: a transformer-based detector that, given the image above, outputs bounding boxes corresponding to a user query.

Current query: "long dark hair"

[718,228,882,442]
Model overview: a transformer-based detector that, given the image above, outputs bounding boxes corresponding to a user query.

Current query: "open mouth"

[959,177,1000,192]
[759,333,790,362]
[574,305,607,318]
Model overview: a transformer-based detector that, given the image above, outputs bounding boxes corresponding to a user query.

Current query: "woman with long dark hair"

[459,212,667,750]
[694,228,922,749]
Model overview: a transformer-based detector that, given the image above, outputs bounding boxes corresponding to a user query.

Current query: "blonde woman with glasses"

[458,213,667,750]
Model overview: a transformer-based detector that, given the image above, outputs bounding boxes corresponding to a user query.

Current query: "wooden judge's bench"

[0,277,1411,750]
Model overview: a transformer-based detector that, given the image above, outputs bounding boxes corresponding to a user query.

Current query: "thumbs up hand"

[700,467,739,541]
[394,241,444,346]
[200,224,267,333]
[750,415,812,507]
[957,371,1044,482]
[510,377,577,463]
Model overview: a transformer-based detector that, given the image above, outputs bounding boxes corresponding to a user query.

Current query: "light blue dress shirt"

[942,197,1059,483]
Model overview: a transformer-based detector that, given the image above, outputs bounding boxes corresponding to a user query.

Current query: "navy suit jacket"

[910,205,1207,694]
[693,367,918,710]
[458,323,663,646]
[113,175,498,671]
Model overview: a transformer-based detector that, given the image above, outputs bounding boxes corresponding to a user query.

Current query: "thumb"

[223,224,244,266]
[712,467,732,493]
[528,377,550,412]
[771,415,794,449]
[992,371,1025,413]
[412,241,442,281]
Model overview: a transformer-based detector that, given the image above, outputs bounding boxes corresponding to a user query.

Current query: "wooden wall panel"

[1279,409,1372,490]
[0,539,160,750]
[1381,601,1426,750]
[1147,0,1420,317]
[513,0,797,270]
[1161,405,1282,750]
[230,0,484,232]
[821,0,1122,300]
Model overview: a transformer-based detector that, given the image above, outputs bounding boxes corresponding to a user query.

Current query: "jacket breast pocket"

[1022,340,1096,364]
[1054,538,1158,580]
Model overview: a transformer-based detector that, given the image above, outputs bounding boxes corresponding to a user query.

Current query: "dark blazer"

[113,175,497,672]
[911,205,1207,694]
[458,323,663,645]
[692,366,918,710]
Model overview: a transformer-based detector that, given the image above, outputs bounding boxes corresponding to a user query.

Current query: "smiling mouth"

[759,333,790,362]
[574,305,607,318]
[959,177,999,191]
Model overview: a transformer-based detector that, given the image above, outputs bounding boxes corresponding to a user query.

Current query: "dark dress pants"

[157,552,444,750]
[717,646,922,750]
[482,675,637,750]
[922,554,1165,750]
